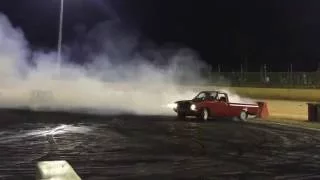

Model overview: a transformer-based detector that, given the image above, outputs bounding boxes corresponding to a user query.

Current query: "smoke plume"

[0,14,254,116]
[0,14,208,115]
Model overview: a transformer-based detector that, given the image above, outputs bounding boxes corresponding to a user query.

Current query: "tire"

[200,108,209,121]
[239,111,248,121]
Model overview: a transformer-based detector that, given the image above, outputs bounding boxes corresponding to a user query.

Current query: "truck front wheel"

[200,108,209,121]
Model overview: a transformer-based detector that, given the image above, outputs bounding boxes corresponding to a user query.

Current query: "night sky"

[0,0,320,72]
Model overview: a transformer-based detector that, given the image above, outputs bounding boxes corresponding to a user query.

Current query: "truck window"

[208,92,217,100]
[217,93,227,102]
[194,92,218,101]
[195,92,206,100]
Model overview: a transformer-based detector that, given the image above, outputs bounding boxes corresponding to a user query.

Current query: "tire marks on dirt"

[0,113,320,179]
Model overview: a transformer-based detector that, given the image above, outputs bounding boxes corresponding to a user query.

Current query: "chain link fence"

[209,71,320,88]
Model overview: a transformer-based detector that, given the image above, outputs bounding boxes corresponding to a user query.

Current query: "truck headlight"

[190,104,196,111]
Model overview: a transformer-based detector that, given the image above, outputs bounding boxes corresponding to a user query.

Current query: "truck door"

[214,93,229,116]
[205,93,228,117]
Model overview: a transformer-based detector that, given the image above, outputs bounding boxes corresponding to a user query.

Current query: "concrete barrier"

[36,160,81,180]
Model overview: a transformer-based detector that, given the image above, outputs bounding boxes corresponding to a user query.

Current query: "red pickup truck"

[172,91,261,121]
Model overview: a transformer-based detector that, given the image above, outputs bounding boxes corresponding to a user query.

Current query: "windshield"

[193,91,217,101]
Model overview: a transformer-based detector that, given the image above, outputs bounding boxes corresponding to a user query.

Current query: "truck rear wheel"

[239,111,248,121]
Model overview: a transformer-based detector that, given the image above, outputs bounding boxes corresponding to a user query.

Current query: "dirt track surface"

[265,100,308,120]
[0,109,320,180]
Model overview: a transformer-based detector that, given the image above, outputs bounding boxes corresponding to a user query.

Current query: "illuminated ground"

[264,99,308,120]
[0,109,320,179]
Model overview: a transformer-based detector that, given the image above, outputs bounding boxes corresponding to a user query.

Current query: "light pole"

[57,0,64,73]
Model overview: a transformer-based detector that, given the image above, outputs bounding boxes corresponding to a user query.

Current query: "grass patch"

[228,87,320,102]
[265,100,308,120]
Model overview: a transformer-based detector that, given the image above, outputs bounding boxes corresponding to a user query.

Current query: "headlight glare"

[190,104,196,111]
[167,103,178,109]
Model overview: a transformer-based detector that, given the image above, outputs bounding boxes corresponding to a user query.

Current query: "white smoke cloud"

[0,13,254,116]
[0,14,211,115]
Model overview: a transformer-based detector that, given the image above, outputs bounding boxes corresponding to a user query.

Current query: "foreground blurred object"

[36,160,81,180]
